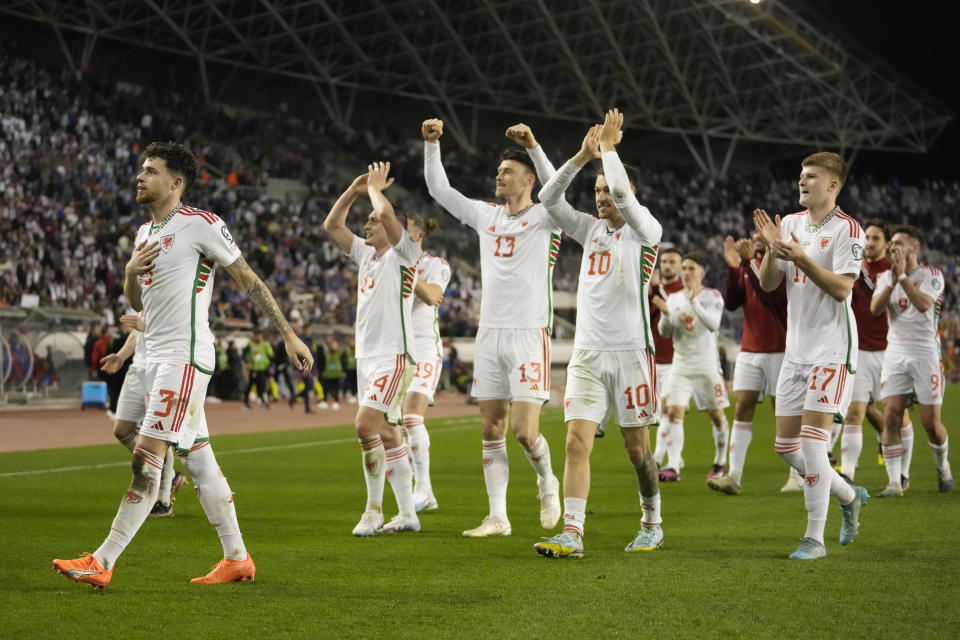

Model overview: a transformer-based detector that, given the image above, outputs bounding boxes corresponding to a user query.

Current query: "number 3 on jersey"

[494,236,515,258]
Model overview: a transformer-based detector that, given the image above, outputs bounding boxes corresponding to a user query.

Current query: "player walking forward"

[423,118,562,537]
[324,162,424,535]
[708,235,787,495]
[841,221,915,484]
[401,214,451,513]
[53,142,313,589]
[754,152,869,559]
[533,112,664,558]
[655,253,731,480]
[648,248,684,471]
[871,225,953,495]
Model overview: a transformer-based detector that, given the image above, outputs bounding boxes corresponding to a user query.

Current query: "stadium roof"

[1,0,953,174]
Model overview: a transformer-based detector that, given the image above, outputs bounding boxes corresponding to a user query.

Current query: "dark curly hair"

[143,141,200,194]
[500,148,537,177]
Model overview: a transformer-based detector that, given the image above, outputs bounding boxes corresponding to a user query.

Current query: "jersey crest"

[818,236,831,252]
[160,234,176,253]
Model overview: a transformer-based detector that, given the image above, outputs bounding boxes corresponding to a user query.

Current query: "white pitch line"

[0,416,479,479]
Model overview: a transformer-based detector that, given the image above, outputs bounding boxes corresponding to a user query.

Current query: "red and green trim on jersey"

[398,266,416,364]
[189,256,216,375]
[640,243,660,353]
[545,232,562,334]
[149,203,184,233]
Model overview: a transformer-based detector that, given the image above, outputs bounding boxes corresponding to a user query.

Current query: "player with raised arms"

[870,224,953,495]
[423,118,562,537]
[708,234,787,495]
[654,253,730,481]
[53,142,313,588]
[533,110,665,558]
[324,161,424,535]
[753,151,869,559]
[401,213,452,512]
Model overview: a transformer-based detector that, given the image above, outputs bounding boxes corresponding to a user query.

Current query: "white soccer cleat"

[538,474,562,529]
[780,473,804,493]
[414,494,439,513]
[332,401,340,410]
[876,482,904,498]
[379,513,421,533]
[352,509,384,537]
[462,515,512,537]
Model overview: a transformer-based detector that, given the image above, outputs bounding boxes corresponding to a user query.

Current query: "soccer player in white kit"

[53,142,313,589]
[100,312,185,516]
[870,224,953,495]
[655,253,731,481]
[423,118,562,537]
[401,213,452,513]
[753,151,869,560]
[533,112,665,558]
[324,162,424,535]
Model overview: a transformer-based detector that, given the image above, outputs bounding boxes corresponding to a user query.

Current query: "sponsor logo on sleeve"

[851,243,863,260]
[221,225,234,245]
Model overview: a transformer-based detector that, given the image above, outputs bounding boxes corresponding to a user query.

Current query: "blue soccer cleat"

[839,485,869,545]
[789,537,827,559]
[534,531,584,558]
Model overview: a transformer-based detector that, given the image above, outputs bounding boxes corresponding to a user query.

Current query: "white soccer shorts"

[881,350,944,406]
[732,351,783,399]
[408,355,443,404]
[851,349,884,404]
[472,327,551,404]
[140,362,211,451]
[358,354,414,418]
[655,363,671,401]
[665,367,730,412]
[564,348,659,428]
[115,364,147,424]
[775,359,854,417]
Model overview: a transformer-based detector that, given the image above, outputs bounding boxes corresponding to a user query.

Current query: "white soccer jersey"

[539,153,662,351]
[133,204,241,373]
[424,142,562,330]
[411,253,451,361]
[349,230,422,360]
[659,288,724,373]
[132,310,146,368]
[777,208,864,369]
[875,265,944,355]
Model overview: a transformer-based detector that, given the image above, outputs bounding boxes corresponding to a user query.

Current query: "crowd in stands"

[2,44,960,379]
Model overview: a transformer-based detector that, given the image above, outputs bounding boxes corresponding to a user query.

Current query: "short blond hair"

[802,151,847,187]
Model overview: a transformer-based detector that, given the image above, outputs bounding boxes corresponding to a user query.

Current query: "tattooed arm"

[224,255,315,372]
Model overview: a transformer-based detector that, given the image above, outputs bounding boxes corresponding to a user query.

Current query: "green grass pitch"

[1,396,958,639]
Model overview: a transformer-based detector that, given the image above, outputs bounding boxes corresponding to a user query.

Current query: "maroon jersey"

[724,258,787,353]
[852,256,890,351]
[650,279,684,364]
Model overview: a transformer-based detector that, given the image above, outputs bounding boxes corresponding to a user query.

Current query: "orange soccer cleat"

[52,552,113,590]
[190,554,256,584]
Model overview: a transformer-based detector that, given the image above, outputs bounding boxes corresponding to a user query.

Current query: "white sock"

[840,423,863,480]
[184,443,247,561]
[359,436,386,511]
[640,491,662,526]
[900,423,914,479]
[712,416,730,466]
[929,436,950,472]
[157,446,175,506]
[562,497,586,537]
[829,421,843,451]
[385,446,416,517]
[775,437,804,475]
[94,445,164,570]
[882,443,904,485]
[653,419,670,466]
[799,426,831,544]
[523,434,554,481]
[664,418,684,470]
[482,439,509,520]
[403,415,432,499]
[728,420,752,483]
